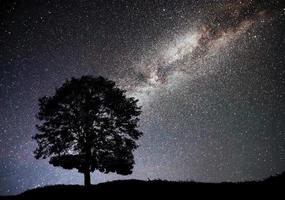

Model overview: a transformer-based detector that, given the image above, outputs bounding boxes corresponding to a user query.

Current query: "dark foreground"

[1,173,285,199]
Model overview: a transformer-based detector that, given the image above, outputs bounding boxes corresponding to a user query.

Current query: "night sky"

[1,0,285,195]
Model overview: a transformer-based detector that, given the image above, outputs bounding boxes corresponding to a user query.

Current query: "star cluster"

[0,0,285,195]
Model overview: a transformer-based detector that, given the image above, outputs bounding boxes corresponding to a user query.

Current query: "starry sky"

[1,0,285,195]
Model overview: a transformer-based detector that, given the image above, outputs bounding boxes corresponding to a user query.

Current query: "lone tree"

[33,76,143,186]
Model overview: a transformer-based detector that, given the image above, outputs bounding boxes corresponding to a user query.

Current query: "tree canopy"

[33,76,143,186]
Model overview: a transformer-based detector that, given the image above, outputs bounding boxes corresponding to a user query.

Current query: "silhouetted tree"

[33,76,143,186]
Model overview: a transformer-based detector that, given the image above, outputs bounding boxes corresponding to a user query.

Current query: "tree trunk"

[84,171,91,187]
[84,135,92,187]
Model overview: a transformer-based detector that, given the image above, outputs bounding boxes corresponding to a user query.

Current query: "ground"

[1,172,284,199]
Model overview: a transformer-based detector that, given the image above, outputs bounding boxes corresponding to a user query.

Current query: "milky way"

[125,0,282,101]
[1,0,285,195]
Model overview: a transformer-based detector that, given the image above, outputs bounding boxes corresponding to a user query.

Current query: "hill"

[1,172,285,199]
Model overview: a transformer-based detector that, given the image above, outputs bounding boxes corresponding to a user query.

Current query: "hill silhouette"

[1,172,285,199]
